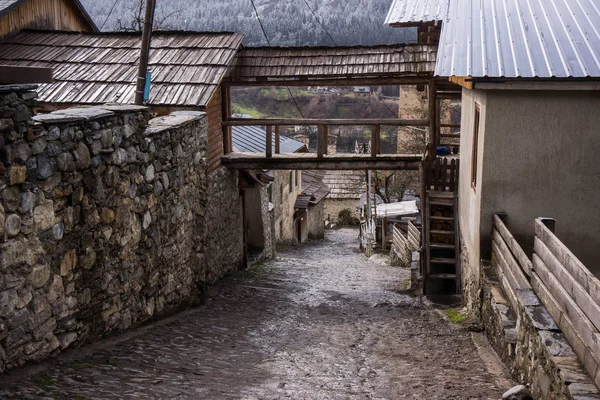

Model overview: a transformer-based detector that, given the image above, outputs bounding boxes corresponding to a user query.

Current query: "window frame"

[471,103,481,190]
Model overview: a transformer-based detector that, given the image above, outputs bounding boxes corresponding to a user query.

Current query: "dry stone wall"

[0,86,244,373]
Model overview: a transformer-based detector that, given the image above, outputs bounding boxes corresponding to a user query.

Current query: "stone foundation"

[0,87,244,373]
[460,232,484,318]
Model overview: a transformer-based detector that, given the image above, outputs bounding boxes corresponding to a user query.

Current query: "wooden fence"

[492,214,600,383]
[392,221,420,257]
[491,215,533,312]
[530,218,600,380]
[424,157,460,193]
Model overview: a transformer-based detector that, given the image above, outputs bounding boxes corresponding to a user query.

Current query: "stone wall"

[272,170,300,245]
[0,86,244,373]
[307,202,325,240]
[460,232,483,318]
[205,167,244,283]
[324,198,360,225]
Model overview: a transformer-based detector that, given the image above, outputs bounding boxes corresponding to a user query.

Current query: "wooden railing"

[530,218,600,377]
[424,156,459,192]
[492,215,600,380]
[222,118,430,158]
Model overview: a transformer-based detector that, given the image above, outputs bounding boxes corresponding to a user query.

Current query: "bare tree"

[116,0,181,32]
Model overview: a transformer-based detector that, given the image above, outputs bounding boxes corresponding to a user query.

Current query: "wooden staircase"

[421,147,460,296]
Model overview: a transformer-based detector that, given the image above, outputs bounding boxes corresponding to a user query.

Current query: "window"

[471,104,481,190]
[268,184,272,203]
[289,171,294,193]
[295,170,299,188]
[280,184,283,211]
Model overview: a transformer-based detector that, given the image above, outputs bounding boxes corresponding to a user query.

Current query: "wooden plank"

[221,154,422,170]
[424,192,431,294]
[222,118,430,127]
[266,125,273,158]
[274,126,280,154]
[453,191,461,293]
[322,125,329,156]
[493,252,520,313]
[428,80,436,146]
[493,240,528,298]
[0,65,53,85]
[225,77,434,87]
[533,254,600,360]
[371,125,380,157]
[493,229,531,289]
[535,219,600,307]
[534,237,600,332]
[494,215,533,276]
[317,125,324,158]
[440,158,447,192]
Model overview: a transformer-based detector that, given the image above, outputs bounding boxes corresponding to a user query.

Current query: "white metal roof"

[386,0,600,79]
[385,0,448,26]
[375,200,419,218]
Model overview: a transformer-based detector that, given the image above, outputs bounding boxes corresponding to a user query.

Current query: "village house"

[0,0,97,39]
[322,170,365,225]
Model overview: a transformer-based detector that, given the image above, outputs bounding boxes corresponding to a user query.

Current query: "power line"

[100,0,121,31]
[301,0,337,46]
[249,0,271,46]
[370,86,398,118]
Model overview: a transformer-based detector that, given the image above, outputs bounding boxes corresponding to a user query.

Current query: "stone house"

[298,170,330,240]
[0,0,97,39]
[322,170,364,225]
[231,125,308,247]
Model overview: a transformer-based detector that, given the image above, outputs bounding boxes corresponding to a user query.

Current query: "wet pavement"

[0,228,513,399]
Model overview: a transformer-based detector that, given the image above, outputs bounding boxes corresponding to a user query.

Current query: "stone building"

[0,84,244,373]
[322,170,364,225]
[298,171,330,240]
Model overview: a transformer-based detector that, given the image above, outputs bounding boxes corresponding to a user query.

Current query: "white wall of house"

[460,87,600,285]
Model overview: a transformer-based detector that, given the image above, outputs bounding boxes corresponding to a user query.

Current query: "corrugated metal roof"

[231,45,437,79]
[385,0,448,26]
[436,0,600,78]
[387,0,600,79]
[0,30,242,106]
[231,126,307,154]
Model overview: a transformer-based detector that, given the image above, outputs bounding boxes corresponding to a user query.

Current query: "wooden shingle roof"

[0,30,243,107]
[230,44,437,81]
[323,170,365,199]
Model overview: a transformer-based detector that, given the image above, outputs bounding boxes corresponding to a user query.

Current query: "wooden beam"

[449,76,473,90]
[274,125,280,154]
[266,126,273,158]
[428,80,436,146]
[221,85,232,154]
[317,125,324,158]
[371,125,380,157]
[322,125,329,156]
[224,76,435,87]
[0,65,53,84]
[223,118,429,127]
[221,153,422,170]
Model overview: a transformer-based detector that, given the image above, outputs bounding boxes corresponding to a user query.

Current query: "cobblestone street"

[0,228,512,399]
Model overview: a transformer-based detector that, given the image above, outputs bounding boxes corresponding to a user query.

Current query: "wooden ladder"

[423,190,461,296]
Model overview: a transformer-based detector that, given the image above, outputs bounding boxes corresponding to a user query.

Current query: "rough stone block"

[538,330,575,357]
[8,165,26,185]
[524,305,559,331]
[33,203,55,232]
[29,263,51,289]
[502,385,533,400]
[4,213,21,237]
[569,383,600,397]
[60,249,77,276]
[0,238,43,269]
[2,185,20,212]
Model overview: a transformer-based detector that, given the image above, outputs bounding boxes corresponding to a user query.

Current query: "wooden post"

[134,0,156,105]
[274,126,280,154]
[266,126,273,158]
[322,125,329,155]
[428,80,436,147]
[371,125,380,157]
[317,125,326,158]
[222,85,232,154]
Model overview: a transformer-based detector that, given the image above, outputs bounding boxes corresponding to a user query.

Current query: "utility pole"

[135,0,156,105]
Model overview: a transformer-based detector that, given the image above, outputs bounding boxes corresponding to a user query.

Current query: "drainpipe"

[135,0,156,105]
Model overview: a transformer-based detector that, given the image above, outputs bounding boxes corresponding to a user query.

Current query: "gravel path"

[0,228,512,399]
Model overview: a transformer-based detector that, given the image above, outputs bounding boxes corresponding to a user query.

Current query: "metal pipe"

[135,0,156,105]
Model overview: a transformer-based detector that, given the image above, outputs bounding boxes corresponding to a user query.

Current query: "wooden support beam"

[0,65,53,84]
[428,80,437,146]
[266,125,273,158]
[441,124,461,129]
[371,125,380,157]
[221,153,422,170]
[317,125,324,158]
[224,76,435,87]
[221,85,232,154]
[274,125,280,154]
[223,118,429,127]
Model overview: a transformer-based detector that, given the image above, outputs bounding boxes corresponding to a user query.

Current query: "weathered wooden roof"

[323,170,365,199]
[0,0,98,31]
[230,45,437,81]
[0,30,242,107]
[301,170,330,205]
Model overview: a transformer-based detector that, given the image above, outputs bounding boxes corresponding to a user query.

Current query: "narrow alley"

[0,228,512,399]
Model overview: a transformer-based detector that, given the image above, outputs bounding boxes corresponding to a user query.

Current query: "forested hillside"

[80,0,415,46]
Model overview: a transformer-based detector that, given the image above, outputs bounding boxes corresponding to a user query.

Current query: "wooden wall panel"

[0,0,94,39]
[206,86,223,172]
